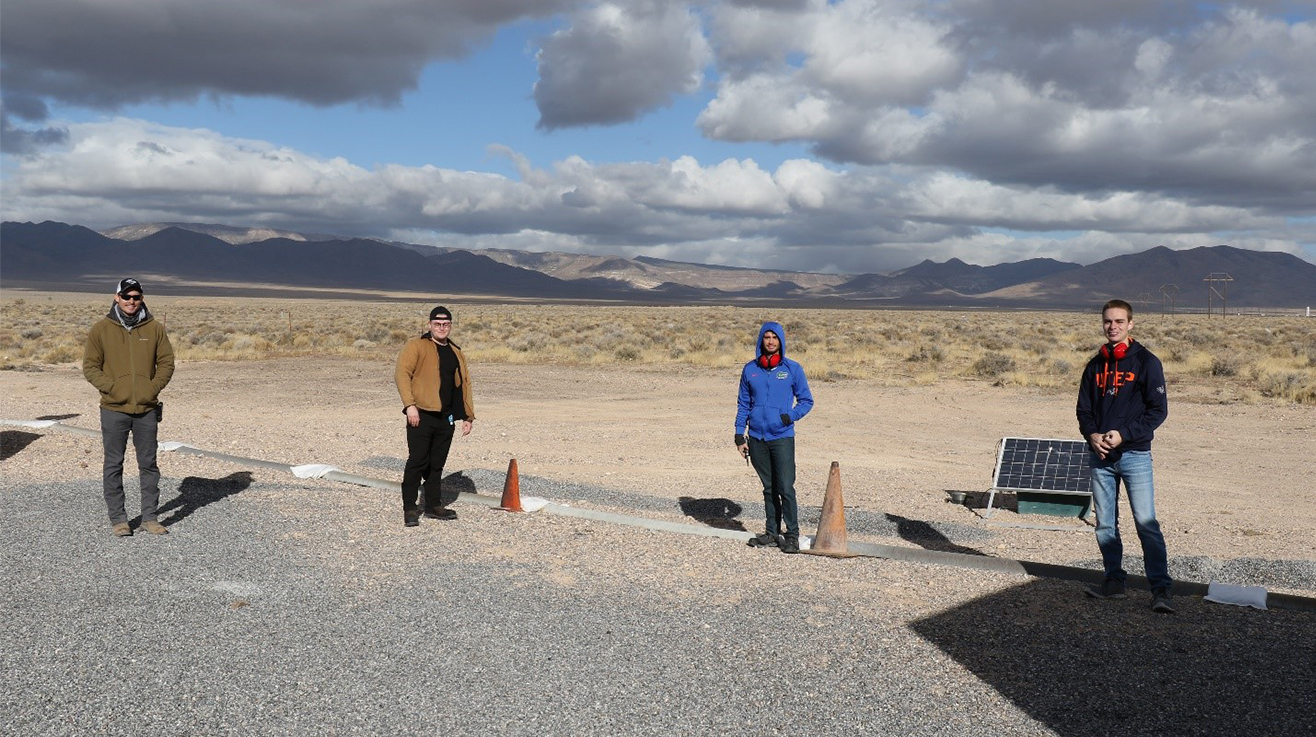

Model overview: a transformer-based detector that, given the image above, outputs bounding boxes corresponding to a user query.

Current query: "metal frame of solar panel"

[985,437,1092,518]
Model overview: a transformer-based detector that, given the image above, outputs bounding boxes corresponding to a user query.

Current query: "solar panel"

[991,437,1092,493]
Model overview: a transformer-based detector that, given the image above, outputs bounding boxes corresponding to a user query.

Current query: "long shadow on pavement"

[887,512,984,556]
[153,471,255,527]
[678,496,748,532]
[427,471,476,509]
[1,430,43,462]
[911,578,1315,736]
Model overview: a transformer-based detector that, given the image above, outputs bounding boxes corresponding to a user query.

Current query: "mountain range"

[4,220,1315,309]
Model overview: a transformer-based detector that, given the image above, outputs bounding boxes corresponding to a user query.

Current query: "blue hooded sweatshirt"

[735,321,814,441]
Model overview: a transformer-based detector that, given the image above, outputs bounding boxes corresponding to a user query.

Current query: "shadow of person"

[424,471,476,509]
[678,496,748,532]
[151,471,255,527]
[0,430,43,462]
[885,513,984,556]
[911,578,1314,736]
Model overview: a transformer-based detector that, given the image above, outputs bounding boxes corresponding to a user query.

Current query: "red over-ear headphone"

[1100,342,1129,360]
[758,353,782,369]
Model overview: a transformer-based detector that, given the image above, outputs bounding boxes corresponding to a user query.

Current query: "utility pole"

[1159,284,1178,316]
[1204,273,1233,317]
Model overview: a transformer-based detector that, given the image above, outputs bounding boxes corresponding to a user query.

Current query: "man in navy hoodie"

[1077,299,1173,613]
[735,321,814,554]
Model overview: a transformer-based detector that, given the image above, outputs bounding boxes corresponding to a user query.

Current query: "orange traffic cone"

[499,458,523,512]
[808,461,853,557]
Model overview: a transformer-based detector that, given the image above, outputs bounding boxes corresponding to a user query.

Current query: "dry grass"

[2,292,1313,404]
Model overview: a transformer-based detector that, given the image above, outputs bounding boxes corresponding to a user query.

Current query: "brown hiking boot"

[112,522,132,537]
[140,520,169,535]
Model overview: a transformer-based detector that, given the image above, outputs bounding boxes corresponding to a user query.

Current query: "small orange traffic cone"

[499,458,523,512]
[808,461,853,557]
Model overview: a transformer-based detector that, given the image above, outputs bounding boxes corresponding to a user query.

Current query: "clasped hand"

[1088,429,1123,459]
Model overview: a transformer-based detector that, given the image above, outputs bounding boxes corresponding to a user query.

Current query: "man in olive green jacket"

[83,278,175,537]
[394,305,475,527]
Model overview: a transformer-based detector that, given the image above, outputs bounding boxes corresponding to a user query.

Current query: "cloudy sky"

[3,0,1314,273]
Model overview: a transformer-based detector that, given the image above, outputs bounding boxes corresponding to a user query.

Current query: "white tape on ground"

[291,463,342,479]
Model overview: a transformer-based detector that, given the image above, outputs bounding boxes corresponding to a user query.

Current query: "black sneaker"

[1151,589,1175,614]
[423,508,458,521]
[780,534,800,554]
[746,532,779,548]
[404,509,421,527]
[1085,578,1127,599]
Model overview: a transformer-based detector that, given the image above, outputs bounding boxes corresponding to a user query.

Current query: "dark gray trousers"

[100,408,160,525]
[747,435,798,537]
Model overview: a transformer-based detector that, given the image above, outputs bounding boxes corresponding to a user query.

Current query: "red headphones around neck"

[1100,341,1130,360]
[757,353,782,369]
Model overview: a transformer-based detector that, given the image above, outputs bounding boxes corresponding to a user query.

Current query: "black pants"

[100,408,160,525]
[402,410,454,512]
[747,436,798,537]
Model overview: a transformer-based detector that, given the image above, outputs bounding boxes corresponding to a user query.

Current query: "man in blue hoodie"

[735,321,814,554]
[1077,299,1173,613]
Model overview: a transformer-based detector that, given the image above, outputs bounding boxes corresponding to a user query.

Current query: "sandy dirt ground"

[2,356,1312,586]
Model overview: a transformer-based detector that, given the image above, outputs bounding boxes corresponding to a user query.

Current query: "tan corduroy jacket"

[83,311,175,414]
[395,335,475,420]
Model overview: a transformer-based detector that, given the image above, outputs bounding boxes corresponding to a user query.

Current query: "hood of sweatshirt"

[757,321,786,360]
[107,302,153,331]
[1097,339,1144,396]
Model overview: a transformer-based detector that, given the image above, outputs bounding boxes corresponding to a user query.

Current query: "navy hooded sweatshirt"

[735,321,814,442]
[1076,339,1168,456]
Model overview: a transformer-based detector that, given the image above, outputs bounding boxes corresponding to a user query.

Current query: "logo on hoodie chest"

[774,370,789,379]
[1096,370,1136,392]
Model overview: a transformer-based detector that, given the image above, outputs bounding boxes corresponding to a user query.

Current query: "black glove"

[734,434,745,446]
[780,413,792,426]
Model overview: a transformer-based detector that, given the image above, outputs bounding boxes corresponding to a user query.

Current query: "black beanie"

[429,305,452,321]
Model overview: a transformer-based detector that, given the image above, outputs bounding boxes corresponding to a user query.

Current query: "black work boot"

[747,532,780,548]
[779,534,800,554]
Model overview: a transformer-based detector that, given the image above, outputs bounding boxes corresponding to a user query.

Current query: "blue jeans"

[747,436,798,537]
[1089,450,1172,590]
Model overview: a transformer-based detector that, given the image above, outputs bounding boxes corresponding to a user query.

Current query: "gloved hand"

[780,414,792,426]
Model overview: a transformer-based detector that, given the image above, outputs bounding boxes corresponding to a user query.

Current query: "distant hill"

[887,257,1082,294]
[1,222,630,300]
[987,245,1316,307]
[100,221,351,245]
[3,220,1314,308]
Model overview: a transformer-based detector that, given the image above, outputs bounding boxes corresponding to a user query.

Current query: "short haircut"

[1102,299,1133,319]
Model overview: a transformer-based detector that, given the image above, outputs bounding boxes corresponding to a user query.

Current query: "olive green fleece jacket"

[395,336,476,420]
[83,310,175,414]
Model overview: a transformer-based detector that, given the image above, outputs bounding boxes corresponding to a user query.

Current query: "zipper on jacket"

[126,325,138,408]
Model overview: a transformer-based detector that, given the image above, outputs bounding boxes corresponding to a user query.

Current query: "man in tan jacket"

[83,278,175,537]
[395,305,475,527]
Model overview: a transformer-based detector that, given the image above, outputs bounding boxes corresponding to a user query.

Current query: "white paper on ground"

[520,496,551,512]
[800,535,814,551]
[1204,581,1268,610]
[291,463,341,479]
[158,441,194,451]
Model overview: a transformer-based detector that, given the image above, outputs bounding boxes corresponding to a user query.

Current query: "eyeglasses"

[429,321,452,327]
[119,294,143,301]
